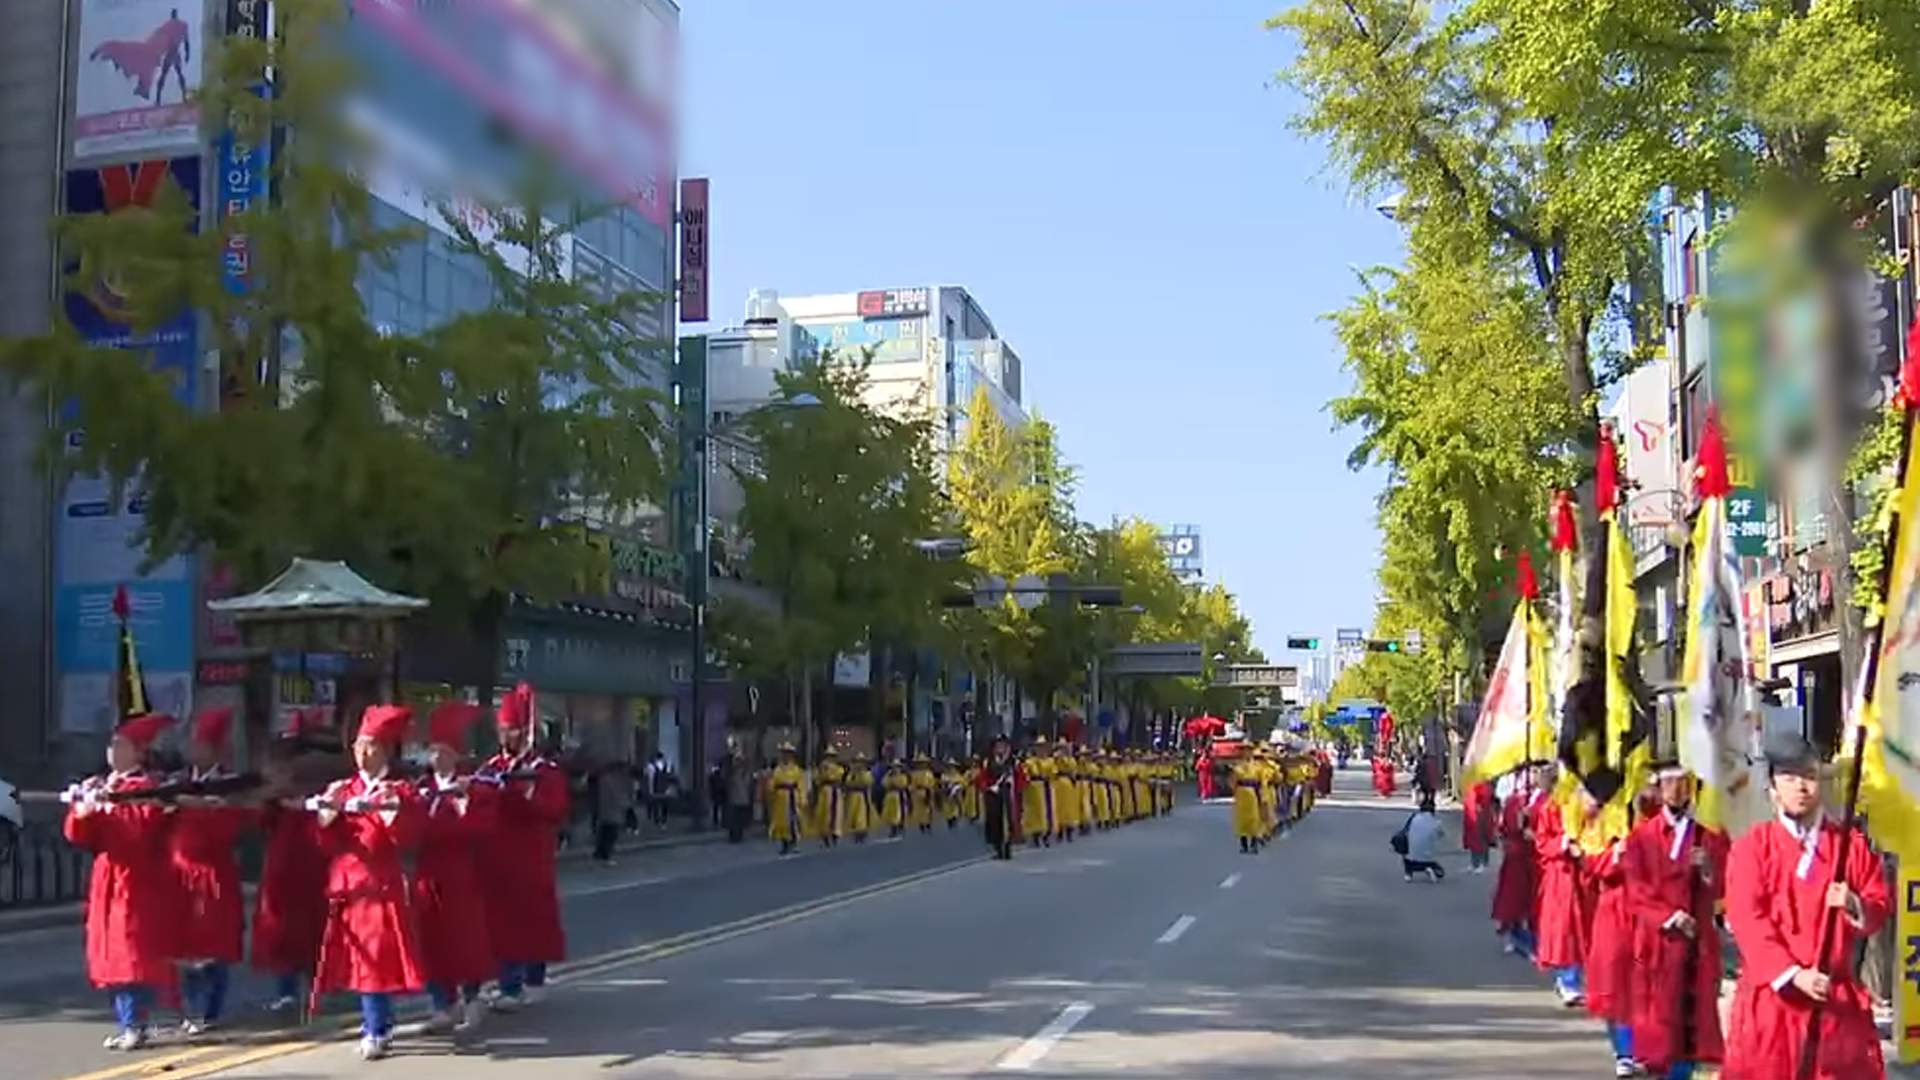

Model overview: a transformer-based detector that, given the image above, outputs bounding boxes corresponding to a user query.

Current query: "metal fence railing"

[0,821,91,910]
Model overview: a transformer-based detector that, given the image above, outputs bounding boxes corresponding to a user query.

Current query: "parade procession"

[1447,380,1920,1080]
[49,652,1209,1066]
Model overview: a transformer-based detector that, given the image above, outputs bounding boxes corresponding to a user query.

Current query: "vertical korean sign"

[56,159,202,734]
[678,178,709,323]
[1898,871,1920,1062]
[1707,204,1770,556]
[218,0,271,410]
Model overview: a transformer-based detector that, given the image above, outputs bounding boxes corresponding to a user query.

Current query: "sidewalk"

[0,821,732,936]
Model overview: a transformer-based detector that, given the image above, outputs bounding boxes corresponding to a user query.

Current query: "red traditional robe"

[64,772,182,987]
[249,800,328,976]
[1195,755,1216,800]
[311,774,426,996]
[410,773,498,987]
[1531,800,1589,969]
[1489,790,1539,929]
[478,752,571,964]
[1371,759,1396,797]
[1623,808,1729,1073]
[1462,782,1495,854]
[1722,816,1889,1080]
[1582,840,1634,1023]
[168,769,254,963]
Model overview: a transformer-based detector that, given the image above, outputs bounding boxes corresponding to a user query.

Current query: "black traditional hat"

[1762,731,1821,776]
[1648,756,1690,781]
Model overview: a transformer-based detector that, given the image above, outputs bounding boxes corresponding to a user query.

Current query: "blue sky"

[679,1,1403,658]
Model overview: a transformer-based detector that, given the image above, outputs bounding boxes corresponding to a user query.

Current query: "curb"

[0,827,732,938]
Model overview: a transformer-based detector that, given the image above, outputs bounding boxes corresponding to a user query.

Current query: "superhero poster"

[71,0,205,161]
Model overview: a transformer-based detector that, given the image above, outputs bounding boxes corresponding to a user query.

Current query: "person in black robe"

[975,735,1026,860]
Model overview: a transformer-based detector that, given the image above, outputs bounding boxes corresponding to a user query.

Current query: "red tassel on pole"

[1596,425,1622,515]
[1516,548,1539,601]
[1695,405,1731,500]
[1549,491,1577,553]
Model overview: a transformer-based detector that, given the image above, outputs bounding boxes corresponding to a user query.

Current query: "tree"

[0,0,668,642]
[1274,0,1668,689]
[1326,240,1579,687]
[946,386,1082,727]
[1461,0,1920,681]
[725,353,950,742]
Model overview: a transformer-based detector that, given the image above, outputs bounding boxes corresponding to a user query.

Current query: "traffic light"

[1285,636,1321,650]
[1366,639,1402,653]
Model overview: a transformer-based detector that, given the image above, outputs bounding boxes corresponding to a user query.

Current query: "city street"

[6,772,1618,1080]
[0,820,985,1080]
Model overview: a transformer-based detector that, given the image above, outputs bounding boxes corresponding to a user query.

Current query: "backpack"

[1389,813,1415,856]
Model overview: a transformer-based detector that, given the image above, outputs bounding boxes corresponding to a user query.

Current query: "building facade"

[0,0,683,779]
[775,286,1028,448]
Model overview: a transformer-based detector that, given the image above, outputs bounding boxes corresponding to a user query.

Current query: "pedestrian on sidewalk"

[720,745,754,843]
[592,761,630,864]
[1395,795,1447,881]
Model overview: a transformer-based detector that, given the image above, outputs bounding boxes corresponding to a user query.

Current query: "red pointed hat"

[191,706,236,748]
[1515,548,1539,601]
[357,704,414,747]
[427,701,484,749]
[496,683,535,732]
[116,713,173,750]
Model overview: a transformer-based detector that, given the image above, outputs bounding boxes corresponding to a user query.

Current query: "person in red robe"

[250,710,331,1014]
[1624,762,1728,1080]
[1532,774,1590,1007]
[412,701,497,1033]
[1490,765,1544,958]
[1584,786,1661,1077]
[66,714,183,1051]
[1371,756,1396,797]
[479,683,571,1010]
[169,706,252,1034]
[310,704,426,1061]
[974,734,1027,860]
[1722,732,1889,1080]
[1314,750,1334,797]
[1195,750,1217,801]
[1462,780,1496,873]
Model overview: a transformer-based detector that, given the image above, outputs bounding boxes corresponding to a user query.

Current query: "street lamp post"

[683,389,820,831]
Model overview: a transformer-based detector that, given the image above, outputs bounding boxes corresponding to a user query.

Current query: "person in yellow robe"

[1087,749,1111,829]
[879,760,909,837]
[907,754,938,833]
[1251,748,1277,840]
[812,749,846,848]
[938,759,966,828]
[1103,750,1125,826]
[1045,742,1078,841]
[1231,751,1265,853]
[961,756,983,822]
[1070,747,1093,835]
[766,745,808,855]
[1022,740,1056,846]
[843,752,874,842]
[1131,752,1154,821]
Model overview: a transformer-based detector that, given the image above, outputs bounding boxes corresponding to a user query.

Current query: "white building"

[701,290,822,520]
[771,286,1027,448]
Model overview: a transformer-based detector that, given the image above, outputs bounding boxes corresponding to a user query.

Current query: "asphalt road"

[0,818,987,1080]
[30,771,1631,1079]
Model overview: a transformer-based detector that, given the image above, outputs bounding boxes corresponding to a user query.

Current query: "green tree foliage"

[946,386,1081,699]
[1327,239,1580,684]
[725,354,951,720]
[0,0,667,626]
[1273,0,1670,685]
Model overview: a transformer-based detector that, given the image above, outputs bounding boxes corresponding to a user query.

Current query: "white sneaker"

[1403,873,1414,882]
[1502,940,1518,954]
[489,993,523,1013]
[102,1028,149,1051]
[264,994,298,1013]
[357,1035,391,1060]
[522,985,547,1006]
[181,1018,215,1036]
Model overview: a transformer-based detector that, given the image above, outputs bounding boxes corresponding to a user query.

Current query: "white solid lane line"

[1219,872,1241,889]
[1156,914,1197,944]
[996,1001,1097,1071]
